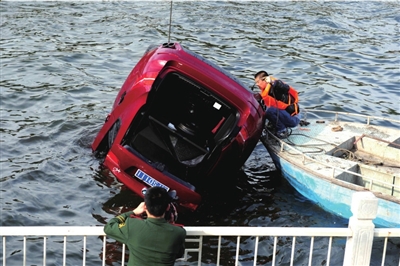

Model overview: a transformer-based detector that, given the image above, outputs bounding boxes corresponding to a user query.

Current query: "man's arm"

[103,212,132,244]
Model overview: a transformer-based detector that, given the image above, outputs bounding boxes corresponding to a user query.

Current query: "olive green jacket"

[104,212,186,266]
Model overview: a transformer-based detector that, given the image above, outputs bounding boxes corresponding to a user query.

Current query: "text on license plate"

[134,169,170,191]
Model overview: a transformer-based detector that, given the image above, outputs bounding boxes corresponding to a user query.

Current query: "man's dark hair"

[254,70,269,79]
[144,187,170,217]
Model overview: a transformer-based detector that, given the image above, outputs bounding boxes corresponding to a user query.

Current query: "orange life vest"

[260,76,299,116]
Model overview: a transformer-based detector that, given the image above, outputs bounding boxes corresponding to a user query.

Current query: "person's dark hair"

[254,70,269,79]
[144,187,170,217]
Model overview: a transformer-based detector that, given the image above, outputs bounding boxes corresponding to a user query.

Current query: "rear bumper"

[104,144,201,210]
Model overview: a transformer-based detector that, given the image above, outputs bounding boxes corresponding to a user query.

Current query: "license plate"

[134,169,170,191]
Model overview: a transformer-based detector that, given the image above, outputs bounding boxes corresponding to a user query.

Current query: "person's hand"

[132,202,146,215]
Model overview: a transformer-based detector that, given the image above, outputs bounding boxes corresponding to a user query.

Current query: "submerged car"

[92,42,266,210]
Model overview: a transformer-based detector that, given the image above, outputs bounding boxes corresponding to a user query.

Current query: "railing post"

[343,192,378,266]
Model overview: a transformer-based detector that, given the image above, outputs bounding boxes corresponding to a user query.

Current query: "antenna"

[168,1,173,43]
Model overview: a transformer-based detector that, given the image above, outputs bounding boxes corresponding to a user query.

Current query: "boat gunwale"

[302,109,400,126]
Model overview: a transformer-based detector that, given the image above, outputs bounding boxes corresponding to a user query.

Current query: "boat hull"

[261,110,400,228]
[268,150,400,228]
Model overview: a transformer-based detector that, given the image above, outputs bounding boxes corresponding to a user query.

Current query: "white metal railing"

[1,192,400,266]
[1,226,399,266]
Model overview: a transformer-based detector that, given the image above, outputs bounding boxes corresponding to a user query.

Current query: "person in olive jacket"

[104,186,186,266]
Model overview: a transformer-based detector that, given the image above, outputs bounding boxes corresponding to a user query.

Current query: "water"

[1,1,399,265]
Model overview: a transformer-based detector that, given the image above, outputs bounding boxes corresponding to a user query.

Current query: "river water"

[1,1,399,265]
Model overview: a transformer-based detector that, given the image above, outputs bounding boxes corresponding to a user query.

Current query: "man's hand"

[133,202,146,216]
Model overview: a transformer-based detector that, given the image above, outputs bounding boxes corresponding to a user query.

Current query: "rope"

[332,148,357,160]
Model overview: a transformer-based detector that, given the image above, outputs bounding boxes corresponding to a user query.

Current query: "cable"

[168,1,173,43]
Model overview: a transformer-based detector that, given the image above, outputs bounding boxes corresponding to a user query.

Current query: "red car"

[92,43,266,210]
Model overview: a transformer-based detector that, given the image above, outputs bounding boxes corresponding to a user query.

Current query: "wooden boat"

[260,109,400,228]
[92,42,266,210]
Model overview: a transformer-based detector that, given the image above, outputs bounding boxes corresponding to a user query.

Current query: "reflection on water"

[1,1,399,265]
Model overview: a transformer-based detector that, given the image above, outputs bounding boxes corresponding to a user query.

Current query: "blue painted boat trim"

[269,151,400,228]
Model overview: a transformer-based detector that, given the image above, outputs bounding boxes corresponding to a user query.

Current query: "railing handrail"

[2,193,399,266]
[2,226,399,237]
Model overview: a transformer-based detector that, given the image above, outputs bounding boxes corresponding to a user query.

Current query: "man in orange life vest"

[254,70,300,138]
